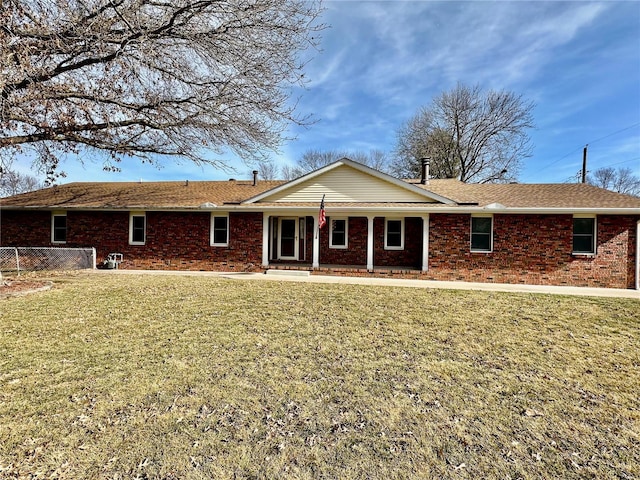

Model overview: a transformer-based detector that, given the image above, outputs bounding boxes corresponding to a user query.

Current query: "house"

[1,158,640,289]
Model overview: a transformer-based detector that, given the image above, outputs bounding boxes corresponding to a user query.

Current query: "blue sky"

[17,0,640,184]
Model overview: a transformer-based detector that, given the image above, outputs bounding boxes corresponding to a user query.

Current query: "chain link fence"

[0,247,96,275]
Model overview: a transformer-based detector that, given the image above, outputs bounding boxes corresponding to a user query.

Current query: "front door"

[278,218,298,260]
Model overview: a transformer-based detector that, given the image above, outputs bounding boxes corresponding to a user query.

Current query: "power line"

[537,146,583,172]
[585,122,640,147]
[600,156,640,168]
[537,121,640,172]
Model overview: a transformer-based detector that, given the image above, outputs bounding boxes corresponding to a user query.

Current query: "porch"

[265,263,426,279]
[261,214,430,273]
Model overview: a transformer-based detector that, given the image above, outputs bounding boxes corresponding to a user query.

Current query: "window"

[573,217,596,254]
[211,214,229,246]
[329,218,348,248]
[51,212,67,243]
[385,218,404,250]
[471,216,492,252]
[129,212,146,245]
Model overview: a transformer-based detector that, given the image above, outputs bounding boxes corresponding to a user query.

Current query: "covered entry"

[278,217,297,259]
[269,216,308,262]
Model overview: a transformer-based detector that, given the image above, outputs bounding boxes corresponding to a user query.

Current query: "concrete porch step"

[265,269,311,277]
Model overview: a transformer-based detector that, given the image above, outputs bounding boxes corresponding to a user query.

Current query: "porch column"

[367,215,375,271]
[262,213,270,268]
[312,214,320,268]
[421,214,429,272]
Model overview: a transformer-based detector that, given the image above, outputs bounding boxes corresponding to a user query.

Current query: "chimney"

[420,158,430,185]
[252,170,258,186]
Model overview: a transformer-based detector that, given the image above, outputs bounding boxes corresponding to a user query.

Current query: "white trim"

[470,214,493,253]
[299,216,307,261]
[210,213,229,247]
[329,217,348,249]
[312,214,320,268]
[242,158,456,205]
[7,205,639,216]
[572,215,597,255]
[262,214,270,267]
[129,211,146,245]
[367,215,374,270]
[384,218,404,250]
[51,211,67,244]
[422,215,429,272]
[277,217,299,260]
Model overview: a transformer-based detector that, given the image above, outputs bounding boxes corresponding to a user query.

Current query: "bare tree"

[255,160,280,181]
[280,163,298,181]
[349,149,391,173]
[0,164,42,197]
[588,167,640,196]
[392,83,535,183]
[282,148,392,179]
[0,0,323,180]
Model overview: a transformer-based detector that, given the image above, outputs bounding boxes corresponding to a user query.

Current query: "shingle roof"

[2,177,639,211]
[0,180,285,209]
[414,179,640,209]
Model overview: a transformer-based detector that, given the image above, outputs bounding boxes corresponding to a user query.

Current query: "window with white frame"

[573,216,596,254]
[329,218,348,248]
[51,212,67,243]
[129,212,146,245]
[470,215,493,252]
[211,214,229,246]
[385,218,404,250]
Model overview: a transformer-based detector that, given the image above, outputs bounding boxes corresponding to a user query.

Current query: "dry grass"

[0,273,638,479]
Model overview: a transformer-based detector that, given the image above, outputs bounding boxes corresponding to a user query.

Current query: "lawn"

[0,273,638,479]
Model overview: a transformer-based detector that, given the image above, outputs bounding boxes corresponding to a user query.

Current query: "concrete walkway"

[96,269,640,299]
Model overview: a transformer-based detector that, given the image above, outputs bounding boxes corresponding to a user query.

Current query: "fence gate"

[0,247,96,275]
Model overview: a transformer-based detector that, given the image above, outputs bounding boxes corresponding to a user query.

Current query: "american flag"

[318,194,326,229]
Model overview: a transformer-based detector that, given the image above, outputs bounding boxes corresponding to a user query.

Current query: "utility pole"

[581,144,588,183]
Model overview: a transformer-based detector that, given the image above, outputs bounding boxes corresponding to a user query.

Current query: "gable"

[256,164,442,203]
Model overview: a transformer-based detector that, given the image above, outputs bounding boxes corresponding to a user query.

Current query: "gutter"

[2,205,640,215]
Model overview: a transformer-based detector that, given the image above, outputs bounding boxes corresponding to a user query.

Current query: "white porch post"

[262,213,270,268]
[367,215,375,271]
[421,214,429,272]
[312,214,320,268]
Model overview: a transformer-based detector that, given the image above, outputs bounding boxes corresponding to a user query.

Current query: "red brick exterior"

[320,216,368,266]
[373,216,423,268]
[0,210,263,271]
[426,214,638,289]
[1,209,638,288]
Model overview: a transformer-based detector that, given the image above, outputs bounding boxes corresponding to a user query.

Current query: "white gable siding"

[264,165,436,203]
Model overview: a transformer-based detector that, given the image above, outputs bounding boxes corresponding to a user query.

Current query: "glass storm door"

[278,218,298,260]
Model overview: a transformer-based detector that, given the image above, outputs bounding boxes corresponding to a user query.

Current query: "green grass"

[1,273,638,479]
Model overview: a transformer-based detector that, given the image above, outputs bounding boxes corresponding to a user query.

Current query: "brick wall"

[373,216,423,268]
[1,210,51,245]
[0,210,263,271]
[320,216,368,266]
[1,209,638,288]
[426,214,638,289]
